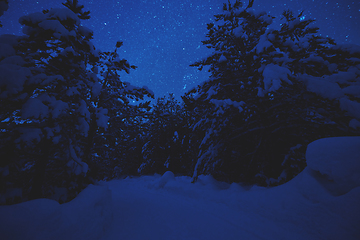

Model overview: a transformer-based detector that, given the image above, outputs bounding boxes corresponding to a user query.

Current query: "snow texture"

[78,26,93,38]
[332,44,360,54]
[48,8,80,26]
[254,32,272,54]
[66,86,80,96]
[21,98,49,119]
[0,64,31,98]
[349,119,360,129]
[259,64,291,96]
[299,65,360,122]
[38,19,70,37]
[96,108,109,130]
[151,171,175,189]
[143,85,155,97]
[15,128,42,144]
[342,85,360,98]
[218,54,227,62]
[0,55,25,66]
[51,99,68,118]
[305,77,344,100]
[66,159,88,176]
[210,98,245,114]
[233,25,244,38]
[0,43,15,59]
[0,184,112,240]
[306,137,360,196]
[1,137,359,240]
[340,98,360,119]
[19,8,80,39]
[92,82,102,97]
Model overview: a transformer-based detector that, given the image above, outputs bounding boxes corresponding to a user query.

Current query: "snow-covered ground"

[1,137,360,240]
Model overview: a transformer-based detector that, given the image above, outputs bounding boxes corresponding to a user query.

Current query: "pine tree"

[13,2,101,199]
[62,0,90,20]
[84,42,154,179]
[185,0,360,185]
[139,93,192,176]
[0,0,154,203]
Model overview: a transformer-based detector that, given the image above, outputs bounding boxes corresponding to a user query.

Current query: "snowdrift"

[0,184,113,240]
[0,137,359,240]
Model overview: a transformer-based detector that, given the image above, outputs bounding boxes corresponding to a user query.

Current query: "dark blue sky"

[1,0,359,100]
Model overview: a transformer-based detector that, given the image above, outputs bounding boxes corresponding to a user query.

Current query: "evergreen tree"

[85,42,154,179]
[139,94,193,176]
[0,0,153,203]
[62,0,90,20]
[185,0,360,185]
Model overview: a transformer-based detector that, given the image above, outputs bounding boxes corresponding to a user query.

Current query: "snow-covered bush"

[184,0,360,185]
[305,136,360,196]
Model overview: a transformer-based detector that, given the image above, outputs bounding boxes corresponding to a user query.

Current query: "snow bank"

[283,137,360,239]
[0,184,113,240]
[151,171,175,189]
[61,184,113,239]
[1,137,359,240]
[0,199,62,240]
[111,137,360,239]
[305,136,360,196]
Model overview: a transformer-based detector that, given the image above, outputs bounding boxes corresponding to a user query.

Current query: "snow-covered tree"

[0,0,153,203]
[84,43,154,179]
[185,0,360,185]
[139,94,193,176]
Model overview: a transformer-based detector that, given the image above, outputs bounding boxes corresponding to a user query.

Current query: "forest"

[0,0,360,205]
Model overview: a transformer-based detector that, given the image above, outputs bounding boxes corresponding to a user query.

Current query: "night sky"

[1,0,359,100]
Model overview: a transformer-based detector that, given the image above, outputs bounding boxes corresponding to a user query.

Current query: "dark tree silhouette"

[184,0,360,185]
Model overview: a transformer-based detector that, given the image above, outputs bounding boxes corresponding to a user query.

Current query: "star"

[1,0,359,100]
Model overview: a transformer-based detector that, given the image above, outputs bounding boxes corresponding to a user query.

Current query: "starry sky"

[1,0,359,100]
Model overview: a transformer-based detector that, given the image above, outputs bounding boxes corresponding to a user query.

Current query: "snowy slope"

[0,185,113,240]
[1,137,360,240]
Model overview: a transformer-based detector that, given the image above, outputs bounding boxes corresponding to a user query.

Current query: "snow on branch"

[258,64,292,96]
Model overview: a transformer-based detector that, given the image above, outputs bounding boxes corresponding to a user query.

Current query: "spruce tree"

[0,0,154,203]
[85,42,154,179]
[140,93,192,176]
[185,0,360,185]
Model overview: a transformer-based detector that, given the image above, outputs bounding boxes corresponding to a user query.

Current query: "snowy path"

[1,137,360,240]
[102,172,357,240]
[1,172,359,240]
[105,178,269,240]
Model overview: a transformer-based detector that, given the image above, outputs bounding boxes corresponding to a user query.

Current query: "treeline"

[1,0,359,204]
